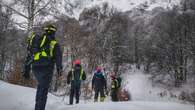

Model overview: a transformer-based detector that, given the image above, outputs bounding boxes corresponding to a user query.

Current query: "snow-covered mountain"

[2,0,182,24]
[64,0,181,18]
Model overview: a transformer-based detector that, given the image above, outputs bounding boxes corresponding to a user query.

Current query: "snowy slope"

[122,66,195,102]
[123,69,164,101]
[0,80,194,110]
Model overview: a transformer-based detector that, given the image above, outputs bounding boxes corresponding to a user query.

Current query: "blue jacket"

[92,71,107,90]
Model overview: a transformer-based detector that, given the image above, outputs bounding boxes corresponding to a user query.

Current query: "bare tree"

[1,0,57,32]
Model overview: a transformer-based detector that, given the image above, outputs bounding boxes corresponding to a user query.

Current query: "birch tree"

[1,0,57,32]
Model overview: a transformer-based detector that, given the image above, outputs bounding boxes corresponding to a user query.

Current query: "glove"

[67,81,70,85]
[23,73,30,80]
[22,65,30,80]
[57,67,63,77]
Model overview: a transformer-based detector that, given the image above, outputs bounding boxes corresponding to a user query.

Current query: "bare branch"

[33,0,52,17]
[64,0,74,8]
[34,0,42,10]
[1,2,28,19]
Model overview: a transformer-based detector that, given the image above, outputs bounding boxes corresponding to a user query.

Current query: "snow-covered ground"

[123,69,165,101]
[0,79,194,110]
[122,66,195,102]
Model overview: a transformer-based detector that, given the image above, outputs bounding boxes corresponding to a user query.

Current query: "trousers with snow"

[69,82,81,104]
[33,66,53,110]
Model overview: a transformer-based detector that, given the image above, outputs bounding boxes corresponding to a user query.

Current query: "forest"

[0,0,194,102]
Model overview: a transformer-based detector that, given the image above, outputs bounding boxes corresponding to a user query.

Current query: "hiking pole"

[62,85,68,101]
[62,84,70,101]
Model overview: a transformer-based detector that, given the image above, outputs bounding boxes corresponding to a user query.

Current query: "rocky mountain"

[64,0,181,18]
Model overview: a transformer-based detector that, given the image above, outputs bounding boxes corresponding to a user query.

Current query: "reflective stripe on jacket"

[71,68,84,80]
[32,35,57,61]
[111,79,118,89]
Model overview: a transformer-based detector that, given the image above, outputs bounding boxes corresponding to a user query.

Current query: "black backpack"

[116,76,122,88]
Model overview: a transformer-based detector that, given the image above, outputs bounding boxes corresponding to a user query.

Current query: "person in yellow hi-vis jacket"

[67,60,86,105]
[24,24,63,110]
[110,74,120,101]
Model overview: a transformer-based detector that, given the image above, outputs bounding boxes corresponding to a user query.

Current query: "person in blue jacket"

[92,67,107,102]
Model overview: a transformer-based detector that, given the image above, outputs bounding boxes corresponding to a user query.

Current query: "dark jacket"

[67,64,86,87]
[92,71,107,90]
[111,79,119,91]
[31,33,62,70]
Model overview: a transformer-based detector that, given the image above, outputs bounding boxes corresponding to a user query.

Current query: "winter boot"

[100,96,105,102]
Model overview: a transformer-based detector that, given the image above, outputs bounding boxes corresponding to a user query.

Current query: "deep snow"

[122,67,195,102]
[0,79,194,110]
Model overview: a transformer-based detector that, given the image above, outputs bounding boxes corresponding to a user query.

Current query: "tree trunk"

[114,62,119,75]
[27,0,35,32]
[0,49,6,80]
[134,28,140,69]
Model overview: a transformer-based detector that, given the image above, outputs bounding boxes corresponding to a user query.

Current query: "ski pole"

[62,86,68,101]
[62,84,70,101]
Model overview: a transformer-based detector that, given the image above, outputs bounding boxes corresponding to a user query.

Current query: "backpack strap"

[29,32,36,46]
[111,79,119,89]
[34,35,47,61]
[40,35,47,48]
[71,69,74,80]
[80,68,84,80]
[49,40,57,57]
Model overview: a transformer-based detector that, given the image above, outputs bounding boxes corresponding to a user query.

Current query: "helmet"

[73,59,81,65]
[44,24,57,32]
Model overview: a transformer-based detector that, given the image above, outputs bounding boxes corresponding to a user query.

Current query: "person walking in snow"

[92,66,107,102]
[67,59,86,105]
[23,24,63,110]
[110,74,120,101]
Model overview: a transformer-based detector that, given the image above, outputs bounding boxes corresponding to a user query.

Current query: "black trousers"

[33,66,53,110]
[69,83,81,104]
[94,87,105,101]
[111,89,119,102]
